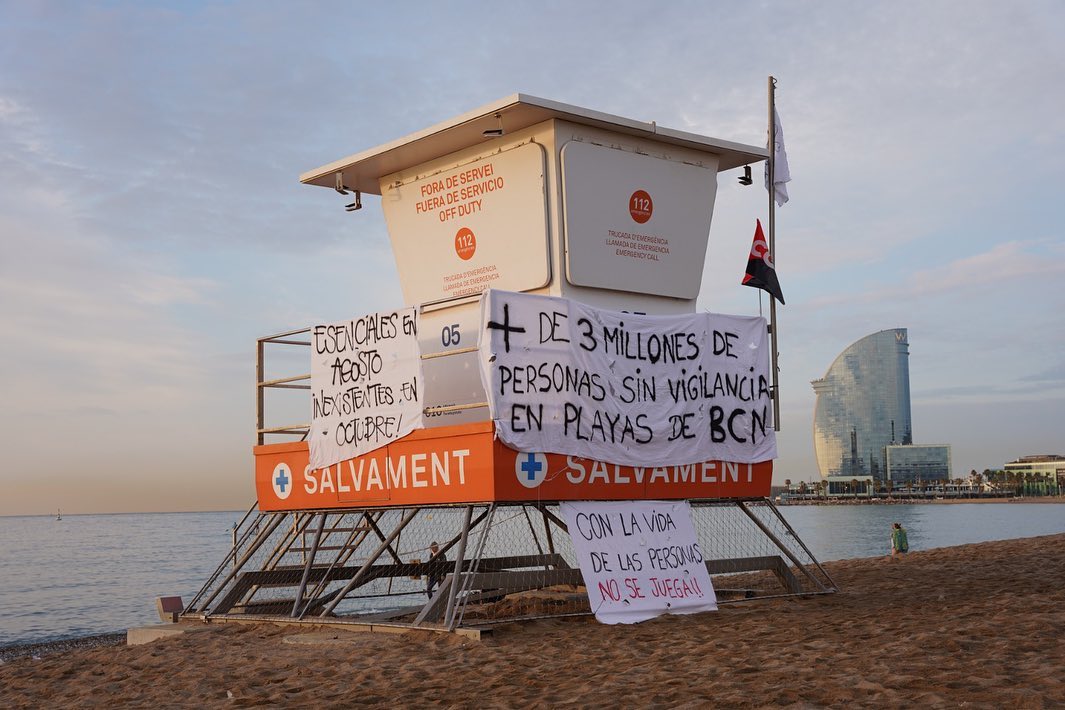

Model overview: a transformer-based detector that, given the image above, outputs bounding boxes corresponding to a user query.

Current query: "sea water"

[1,503,1063,647]
[0,511,242,648]
[777,502,1065,562]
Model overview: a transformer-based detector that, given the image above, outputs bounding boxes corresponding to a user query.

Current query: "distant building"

[811,329,912,480]
[886,444,952,484]
[824,475,874,497]
[1003,455,1065,494]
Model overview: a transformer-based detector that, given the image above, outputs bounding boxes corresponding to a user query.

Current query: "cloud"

[913,380,1065,404]
[802,239,1065,310]
[903,240,1065,296]
[0,226,219,416]
[1020,361,1065,384]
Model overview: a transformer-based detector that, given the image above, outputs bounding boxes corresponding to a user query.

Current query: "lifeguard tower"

[185,95,835,633]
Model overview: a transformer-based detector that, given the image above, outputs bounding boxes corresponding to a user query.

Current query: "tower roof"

[300,93,768,195]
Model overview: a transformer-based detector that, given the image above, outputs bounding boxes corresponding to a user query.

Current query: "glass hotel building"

[885,444,952,484]
[812,329,912,480]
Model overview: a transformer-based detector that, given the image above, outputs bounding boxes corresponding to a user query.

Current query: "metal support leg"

[541,508,556,556]
[443,506,474,629]
[302,511,374,606]
[737,501,828,592]
[318,507,419,617]
[764,499,839,591]
[450,503,496,630]
[292,512,328,617]
[195,512,287,613]
[537,504,569,534]
[521,505,548,570]
[237,511,318,610]
[434,507,490,559]
[185,502,261,614]
[366,512,405,564]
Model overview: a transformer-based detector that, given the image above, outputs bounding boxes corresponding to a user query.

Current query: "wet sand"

[0,633,124,664]
[2,534,1063,708]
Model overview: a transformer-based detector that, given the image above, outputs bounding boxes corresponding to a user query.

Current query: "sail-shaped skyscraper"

[811,329,912,480]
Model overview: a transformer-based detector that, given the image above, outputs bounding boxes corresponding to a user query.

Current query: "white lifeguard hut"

[300,94,768,427]
[184,95,835,633]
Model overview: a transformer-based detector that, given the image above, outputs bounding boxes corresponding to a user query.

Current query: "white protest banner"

[309,307,423,470]
[561,500,716,624]
[478,289,776,467]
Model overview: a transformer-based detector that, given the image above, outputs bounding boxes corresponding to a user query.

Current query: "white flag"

[765,108,791,206]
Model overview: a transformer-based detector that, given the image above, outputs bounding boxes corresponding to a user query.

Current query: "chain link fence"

[184,499,835,630]
[690,499,836,601]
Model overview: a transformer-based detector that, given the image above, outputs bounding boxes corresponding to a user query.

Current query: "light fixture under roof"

[482,113,504,138]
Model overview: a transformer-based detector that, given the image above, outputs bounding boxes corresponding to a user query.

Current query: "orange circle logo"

[629,190,653,224]
[454,227,476,260]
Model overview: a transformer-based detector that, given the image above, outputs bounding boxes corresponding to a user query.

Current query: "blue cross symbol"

[275,468,290,494]
[520,453,543,482]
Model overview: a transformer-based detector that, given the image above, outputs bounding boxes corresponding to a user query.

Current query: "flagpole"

[767,75,781,431]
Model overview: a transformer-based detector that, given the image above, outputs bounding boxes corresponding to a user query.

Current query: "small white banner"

[561,500,717,624]
[309,307,423,470]
[478,289,776,467]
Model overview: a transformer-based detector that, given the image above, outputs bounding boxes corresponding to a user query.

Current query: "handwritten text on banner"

[478,290,776,467]
[561,500,717,624]
[309,308,423,470]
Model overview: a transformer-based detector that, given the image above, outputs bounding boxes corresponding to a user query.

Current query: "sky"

[1,1,1063,514]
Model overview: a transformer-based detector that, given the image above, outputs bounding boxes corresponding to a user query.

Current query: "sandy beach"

[3,533,1063,708]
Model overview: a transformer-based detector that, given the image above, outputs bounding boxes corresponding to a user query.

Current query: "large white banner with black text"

[309,308,423,470]
[561,500,717,624]
[478,290,776,467]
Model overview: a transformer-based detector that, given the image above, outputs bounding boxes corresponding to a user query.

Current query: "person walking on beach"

[426,541,445,598]
[891,522,909,558]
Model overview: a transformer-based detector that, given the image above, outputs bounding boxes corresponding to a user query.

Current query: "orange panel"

[493,444,772,502]
[254,422,772,511]
[254,422,495,512]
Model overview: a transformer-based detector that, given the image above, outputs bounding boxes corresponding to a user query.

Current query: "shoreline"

[778,495,1064,506]
[5,512,1065,653]
[0,633,125,664]
[3,534,1064,706]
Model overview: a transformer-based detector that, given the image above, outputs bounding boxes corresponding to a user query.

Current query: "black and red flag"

[742,219,785,304]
